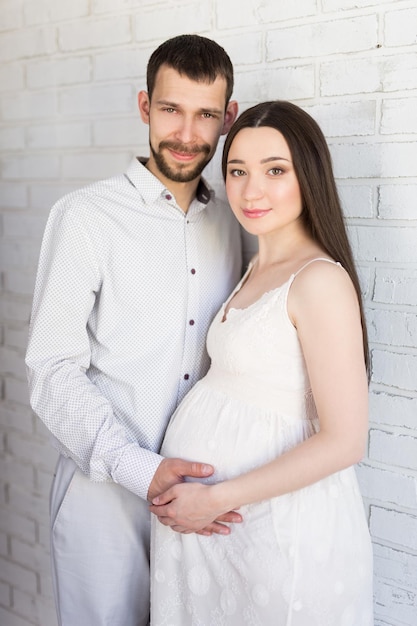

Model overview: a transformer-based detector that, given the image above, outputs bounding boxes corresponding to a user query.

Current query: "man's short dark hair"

[146,34,234,106]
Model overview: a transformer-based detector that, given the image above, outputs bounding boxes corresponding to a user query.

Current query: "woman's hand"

[149,482,237,535]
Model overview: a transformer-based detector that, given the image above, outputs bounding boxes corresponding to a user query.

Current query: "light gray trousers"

[50,455,151,626]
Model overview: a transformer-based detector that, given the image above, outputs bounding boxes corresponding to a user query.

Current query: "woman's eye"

[229,169,246,177]
[269,167,283,175]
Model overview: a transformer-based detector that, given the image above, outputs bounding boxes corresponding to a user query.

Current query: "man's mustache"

[159,141,211,155]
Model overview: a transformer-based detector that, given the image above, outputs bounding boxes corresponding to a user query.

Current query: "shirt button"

[189,320,195,326]
[165,194,172,201]
[184,374,189,380]
[191,268,196,274]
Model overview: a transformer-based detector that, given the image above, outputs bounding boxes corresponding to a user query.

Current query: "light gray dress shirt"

[26,158,243,500]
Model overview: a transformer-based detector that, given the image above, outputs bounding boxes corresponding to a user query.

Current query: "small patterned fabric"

[151,259,374,625]
[26,158,242,500]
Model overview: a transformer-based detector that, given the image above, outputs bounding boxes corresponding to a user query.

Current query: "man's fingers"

[215,511,242,524]
[183,461,214,478]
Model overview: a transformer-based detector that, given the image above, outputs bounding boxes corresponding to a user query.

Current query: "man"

[26,34,243,626]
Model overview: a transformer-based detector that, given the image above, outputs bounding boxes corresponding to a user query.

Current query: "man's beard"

[150,140,212,183]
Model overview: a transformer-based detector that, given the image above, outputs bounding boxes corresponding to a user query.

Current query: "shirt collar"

[124,157,214,210]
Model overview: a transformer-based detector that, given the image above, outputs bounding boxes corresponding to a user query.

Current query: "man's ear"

[138,91,150,124]
[221,100,238,135]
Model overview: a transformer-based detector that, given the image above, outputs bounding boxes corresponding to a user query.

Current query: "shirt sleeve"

[25,199,163,500]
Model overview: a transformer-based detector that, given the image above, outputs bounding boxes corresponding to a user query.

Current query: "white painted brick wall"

[1,1,416,624]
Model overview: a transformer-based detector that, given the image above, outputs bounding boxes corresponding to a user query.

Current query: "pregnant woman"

[150,100,373,626]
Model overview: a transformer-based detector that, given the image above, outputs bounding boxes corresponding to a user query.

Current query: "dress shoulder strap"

[293,257,341,278]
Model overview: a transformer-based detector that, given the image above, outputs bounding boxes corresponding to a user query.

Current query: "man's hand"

[148,459,242,535]
[147,457,213,501]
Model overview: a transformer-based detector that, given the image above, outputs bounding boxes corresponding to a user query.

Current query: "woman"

[150,101,373,625]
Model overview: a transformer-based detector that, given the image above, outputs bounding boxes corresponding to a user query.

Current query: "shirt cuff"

[112,443,164,501]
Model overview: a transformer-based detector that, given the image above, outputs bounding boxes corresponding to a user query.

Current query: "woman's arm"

[150,262,368,532]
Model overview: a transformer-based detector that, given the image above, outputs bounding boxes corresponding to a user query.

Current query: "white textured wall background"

[1,1,416,625]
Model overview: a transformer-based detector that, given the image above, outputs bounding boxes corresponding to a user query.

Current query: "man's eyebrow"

[155,100,223,115]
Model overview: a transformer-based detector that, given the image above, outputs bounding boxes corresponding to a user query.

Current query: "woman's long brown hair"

[222,100,369,374]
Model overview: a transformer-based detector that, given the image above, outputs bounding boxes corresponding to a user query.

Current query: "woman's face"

[225,126,303,237]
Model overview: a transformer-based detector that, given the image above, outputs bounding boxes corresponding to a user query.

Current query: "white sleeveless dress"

[150,259,374,626]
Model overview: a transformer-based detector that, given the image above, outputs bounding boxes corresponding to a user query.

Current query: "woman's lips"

[242,208,271,218]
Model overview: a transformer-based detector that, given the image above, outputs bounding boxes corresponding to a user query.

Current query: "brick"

[356,463,417,509]
[369,429,417,472]
[0,184,28,210]
[0,2,23,32]
[0,458,34,493]
[7,486,50,526]
[383,53,417,92]
[7,433,58,472]
[23,0,89,26]
[367,309,417,349]
[0,63,24,92]
[93,0,140,12]
[27,56,91,89]
[11,538,50,574]
[305,100,376,137]
[374,543,417,591]
[1,155,60,181]
[370,506,417,551]
[217,0,316,29]
[378,184,417,220]
[94,47,149,81]
[350,225,417,264]
[0,580,10,606]
[59,16,131,52]
[35,468,54,500]
[0,606,31,626]
[374,578,417,625]
[320,58,381,97]
[5,379,31,406]
[217,33,263,67]
[0,347,26,379]
[323,0,382,8]
[3,213,48,239]
[93,116,145,147]
[59,83,134,116]
[374,267,417,306]
[381,98,417,135]
[4,270,37,296]
[338,184,373,218]
[385,7,417,47]
[0,127,25,151]
[1,297,33,323]
[0,403,35,436]
[235,65,315,105]
[29,184,78,211]
[0,531,8,557]
[267,15,377,60]
[4,326,30,351]
[27,122,91,150]
[371,349,417,393]
[331,142,417,179]
[0,26,56,62]
[0,557,37,595]
[62,152,130,181]
[134,4,211,42]
[1,91,57,121]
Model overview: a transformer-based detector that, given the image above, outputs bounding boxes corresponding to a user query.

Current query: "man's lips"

[242,208,271,218]
[168,149,201,161]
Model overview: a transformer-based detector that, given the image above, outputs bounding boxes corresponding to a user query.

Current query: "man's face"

[138,66,237,185]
